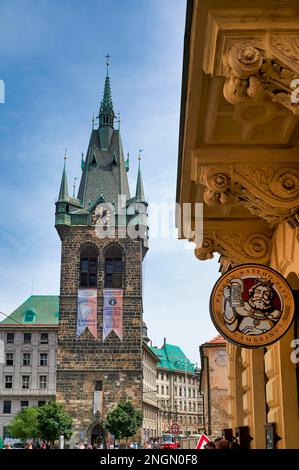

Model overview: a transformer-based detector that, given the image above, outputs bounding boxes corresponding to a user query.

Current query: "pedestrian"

[4,443,11,449]
[204,441,215,449]
[215,438,230,449]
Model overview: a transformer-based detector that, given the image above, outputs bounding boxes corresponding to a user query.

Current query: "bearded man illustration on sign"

[223,278,282,335]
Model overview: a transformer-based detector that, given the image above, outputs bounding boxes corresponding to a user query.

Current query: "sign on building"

[210,264,294,348]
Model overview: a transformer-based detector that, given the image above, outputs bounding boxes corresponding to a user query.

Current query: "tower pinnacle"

[58,149,69,201]
[98,55,115,150]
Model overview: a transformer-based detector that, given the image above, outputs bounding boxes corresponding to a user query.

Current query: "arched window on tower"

[104,245,123,288]
[80,245,98,288]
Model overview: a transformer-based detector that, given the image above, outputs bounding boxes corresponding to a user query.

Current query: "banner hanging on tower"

[76,288,97,339]
[103,289,123,341]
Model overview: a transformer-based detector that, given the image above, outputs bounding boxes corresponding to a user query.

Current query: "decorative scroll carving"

[195,238,215,260]
[195,232,271,264]
[222,41,299,114]
[271,37,299,69]
[201,166,299,225]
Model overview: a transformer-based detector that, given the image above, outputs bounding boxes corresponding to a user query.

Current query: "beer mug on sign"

[230,279,243,307]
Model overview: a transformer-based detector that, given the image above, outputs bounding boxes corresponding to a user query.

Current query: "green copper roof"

[0,296,59,326]
[150,343,196,373]
[77,129,130,207]
[58,160,69,201]
[135,160,145,202]
[100,75,114,118]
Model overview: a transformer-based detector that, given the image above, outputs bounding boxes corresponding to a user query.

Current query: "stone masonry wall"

[56,226,145,439]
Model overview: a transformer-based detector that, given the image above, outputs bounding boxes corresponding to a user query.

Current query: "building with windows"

[0,63,149,446]
[0,296,58,440]
[54,63,148,446]
[142,323,159,442]
[150,339,203,436]
[199,335,229,439]
[177,0,299,448]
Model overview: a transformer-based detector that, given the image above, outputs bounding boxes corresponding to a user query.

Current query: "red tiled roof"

[207,335,226,344]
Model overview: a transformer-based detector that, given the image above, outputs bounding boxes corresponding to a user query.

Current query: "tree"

[37,401,73,448]
[8,407,39,441]
[104,400,143,446]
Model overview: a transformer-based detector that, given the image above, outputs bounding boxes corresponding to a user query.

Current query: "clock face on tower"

[91,203,111,225]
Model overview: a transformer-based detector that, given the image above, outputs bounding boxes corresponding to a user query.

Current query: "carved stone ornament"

[202,167,299,225]
[195,232,271,265]
[222,41,299,114]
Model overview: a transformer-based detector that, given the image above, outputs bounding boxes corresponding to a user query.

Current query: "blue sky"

[0,0,219,364]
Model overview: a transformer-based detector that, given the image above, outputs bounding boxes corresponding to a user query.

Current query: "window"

[23,310,36,323]
[40,333,48,344]
[39,376,47,389]
[38,401,46,407]
[179,387,182,397]
[80,245,98,288]
[40,353,48,366]
[161,385,164,395]
[6,353,13,366]
[3,401,11,414]
[5,376,13,389]
[24,333,31,344]
[166,386,169,395]
[22,376,30,389]
[95,380,102,391]
[104,245,123,288]
[23,353,31,366]
[21,401,28,409]
[6,333,14,344]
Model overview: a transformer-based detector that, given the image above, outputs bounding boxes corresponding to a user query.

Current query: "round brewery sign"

[210,264,295,348]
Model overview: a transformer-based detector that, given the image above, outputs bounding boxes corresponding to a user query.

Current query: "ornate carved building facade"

[177,0,299,448]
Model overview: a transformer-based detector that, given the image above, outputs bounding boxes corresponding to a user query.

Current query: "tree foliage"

[104,400,142,441]
[8,407,39,441]
[37,401,73,446]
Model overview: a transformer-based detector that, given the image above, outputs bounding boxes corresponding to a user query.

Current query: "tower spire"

[58,149,69,201]
[98,55,115,150]
[135,149,145,202]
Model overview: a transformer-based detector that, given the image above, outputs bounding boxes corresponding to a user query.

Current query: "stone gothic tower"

[55,63,148,445]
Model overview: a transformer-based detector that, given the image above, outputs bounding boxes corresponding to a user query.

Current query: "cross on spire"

[73,177,78,198]
[64,148,68,161]
[105,54,111,77]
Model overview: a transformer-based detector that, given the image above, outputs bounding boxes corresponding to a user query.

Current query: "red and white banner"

[76,288,97,339]
[103,289,123,341]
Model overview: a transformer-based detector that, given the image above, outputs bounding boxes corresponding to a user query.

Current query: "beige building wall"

[176,0,299,449]
[200,337,229,438]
